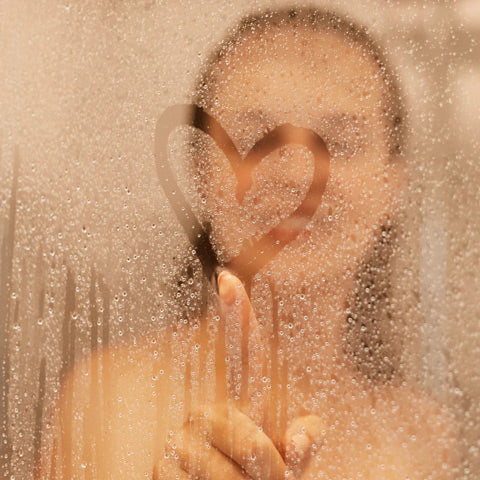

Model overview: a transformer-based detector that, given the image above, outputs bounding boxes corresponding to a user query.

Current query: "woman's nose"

[239,149,314,191]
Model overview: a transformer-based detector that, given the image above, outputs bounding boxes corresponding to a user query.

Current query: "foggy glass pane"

[1,2,479,479]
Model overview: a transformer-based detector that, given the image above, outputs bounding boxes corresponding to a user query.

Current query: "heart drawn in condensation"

[154,104,330,287]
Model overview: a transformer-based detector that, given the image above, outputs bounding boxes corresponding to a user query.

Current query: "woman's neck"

[252,268,357,386]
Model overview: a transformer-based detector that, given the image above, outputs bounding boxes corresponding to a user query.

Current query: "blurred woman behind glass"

[39,7,460,480]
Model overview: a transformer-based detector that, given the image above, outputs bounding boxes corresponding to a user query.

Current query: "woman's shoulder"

[373,381,457,428]
[59,323,199,400]
[44,324,198,478]
[334,376,458,442]
[293,379,461,479]
[367,381,461,476]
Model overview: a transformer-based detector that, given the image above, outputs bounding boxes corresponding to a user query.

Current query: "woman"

[40,7,459,480]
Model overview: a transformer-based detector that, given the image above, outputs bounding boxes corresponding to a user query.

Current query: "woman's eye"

[325,138,359,159]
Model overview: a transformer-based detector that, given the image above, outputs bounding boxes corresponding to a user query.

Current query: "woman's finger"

[166,421,250,480]
[281,415,326,476]
[188,402,288,480]
[218,270,263,357]
[218,271,267,424]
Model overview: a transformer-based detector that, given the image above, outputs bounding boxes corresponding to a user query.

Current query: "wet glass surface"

[1,2,479,479]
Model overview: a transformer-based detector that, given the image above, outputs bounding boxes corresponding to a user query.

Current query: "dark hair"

[176,7,408,383]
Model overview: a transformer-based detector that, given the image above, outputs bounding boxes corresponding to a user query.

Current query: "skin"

[39,24,459,480]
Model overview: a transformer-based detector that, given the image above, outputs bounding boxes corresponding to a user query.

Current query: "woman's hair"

[175,6,408,383]
[195,7,406,158]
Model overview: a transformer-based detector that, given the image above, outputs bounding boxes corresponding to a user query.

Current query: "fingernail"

[218,271,236,306]
[286,432,310,463]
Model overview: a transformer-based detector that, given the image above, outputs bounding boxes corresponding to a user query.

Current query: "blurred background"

[1,0,479,478]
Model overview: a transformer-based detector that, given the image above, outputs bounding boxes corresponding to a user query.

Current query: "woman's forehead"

[207,26,386,122]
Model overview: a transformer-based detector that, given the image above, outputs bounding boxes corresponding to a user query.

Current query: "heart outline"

[154,104,330,286]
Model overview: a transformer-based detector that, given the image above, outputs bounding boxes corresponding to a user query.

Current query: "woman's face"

[201,25,405,286]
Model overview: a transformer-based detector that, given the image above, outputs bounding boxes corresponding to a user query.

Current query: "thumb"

[282,415,326,476]
[218,271,267,424]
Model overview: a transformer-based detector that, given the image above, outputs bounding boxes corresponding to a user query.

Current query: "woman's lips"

[251,189,325,242]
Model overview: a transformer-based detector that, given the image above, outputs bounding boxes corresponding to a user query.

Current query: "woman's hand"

[281,415,326,479]
[155,271,289,480]
[155,402,288,480]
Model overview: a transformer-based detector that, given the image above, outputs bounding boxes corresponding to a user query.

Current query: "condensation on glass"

[0,1,479,479]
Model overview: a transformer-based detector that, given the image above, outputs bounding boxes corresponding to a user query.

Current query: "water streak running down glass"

[0,2,479,480]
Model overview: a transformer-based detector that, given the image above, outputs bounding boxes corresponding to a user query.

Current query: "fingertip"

[152,462,159,480]
[218,270,236,306]
[289,432,310,455]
